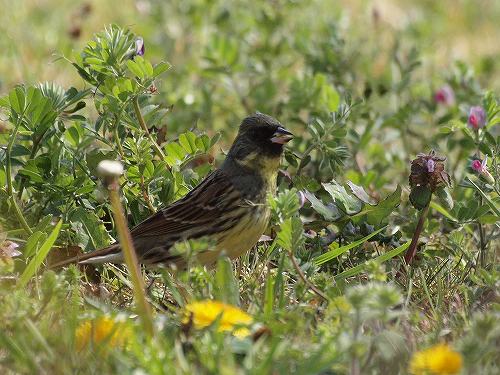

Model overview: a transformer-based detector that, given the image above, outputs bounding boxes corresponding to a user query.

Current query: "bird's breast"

[215,203,270,259]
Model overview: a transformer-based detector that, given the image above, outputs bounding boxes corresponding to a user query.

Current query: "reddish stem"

[404,204,430,265]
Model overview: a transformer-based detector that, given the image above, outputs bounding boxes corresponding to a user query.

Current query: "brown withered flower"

[409,150,450,191]
[409,150,451,210]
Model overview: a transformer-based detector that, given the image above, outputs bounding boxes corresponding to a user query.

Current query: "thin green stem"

[108,182,154,337]
[113,116,125,158]
[287,250,328,301]
[296,143,316,175]
[6,119,33,235]
[17,131,46,199]
[132,96,165,160]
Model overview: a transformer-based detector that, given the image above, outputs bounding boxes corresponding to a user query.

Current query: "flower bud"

[468,106,486,130]
[434,85,455,106]
[471,158,494,184]
[409,150,451,210]
[135,37,145,56]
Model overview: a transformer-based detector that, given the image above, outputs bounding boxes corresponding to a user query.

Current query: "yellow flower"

[75,316,130,351]
[409,343,463,374]
[183,300,253,338]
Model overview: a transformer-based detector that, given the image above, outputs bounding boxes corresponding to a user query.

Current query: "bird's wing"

[49,169,247,268]
[130,169,243,239]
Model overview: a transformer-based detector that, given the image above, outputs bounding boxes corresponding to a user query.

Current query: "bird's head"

[227,113,293,163]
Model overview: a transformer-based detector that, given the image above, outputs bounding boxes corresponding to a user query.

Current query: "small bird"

[54,113,293,268]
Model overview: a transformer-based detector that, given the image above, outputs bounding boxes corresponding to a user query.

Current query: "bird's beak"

[270,126,294,144]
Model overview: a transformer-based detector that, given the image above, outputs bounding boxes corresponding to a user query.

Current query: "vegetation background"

[0,0,499,374]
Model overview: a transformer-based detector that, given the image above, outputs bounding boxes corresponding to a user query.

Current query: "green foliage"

[0,2,499,374]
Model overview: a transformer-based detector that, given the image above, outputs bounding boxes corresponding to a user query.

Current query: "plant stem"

[478,196,486,267]
[404,204,430,265]
[132,96,165,160]
[296,143,316,175]
[287,250,328,301]
[17,131,46,199]
[6,120,33,235]
[107,181,154,337]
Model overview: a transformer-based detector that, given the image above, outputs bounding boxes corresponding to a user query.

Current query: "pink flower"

[471,159,484,172]
[468,106,486,130]
[471,158,494,184]
[434,85,455,106]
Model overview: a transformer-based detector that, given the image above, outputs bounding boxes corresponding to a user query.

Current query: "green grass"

[0,1,499,374]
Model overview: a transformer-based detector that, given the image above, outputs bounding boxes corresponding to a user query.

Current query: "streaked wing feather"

[130,170,239,238]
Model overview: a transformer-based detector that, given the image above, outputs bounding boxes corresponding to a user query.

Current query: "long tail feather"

[48,244,122,269]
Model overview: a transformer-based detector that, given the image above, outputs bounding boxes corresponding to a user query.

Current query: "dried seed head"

[409,150,450,192]
[409,150,451,210]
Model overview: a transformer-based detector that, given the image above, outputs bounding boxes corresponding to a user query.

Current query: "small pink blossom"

[468,106,486,130]
[434,85,455,106]
[471,159,484,172]
[471,158,494,184]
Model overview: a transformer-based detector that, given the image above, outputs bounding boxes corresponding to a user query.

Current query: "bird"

[52,113,293,268]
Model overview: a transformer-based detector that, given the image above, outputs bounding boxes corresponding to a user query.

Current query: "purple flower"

[426,159,435,173]
[0,241,21,258]
[434,85,455,106]
[135,37,145,56]
[468,106,486,130]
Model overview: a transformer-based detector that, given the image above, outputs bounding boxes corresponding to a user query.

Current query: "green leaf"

[126,60,144,79]
[69,208,112,251]
[303,191,343,221]
[179,132,197,154]
[276,216,305,252]
[478,214,500,224]
[430,201,457,222]
[18,220,62,288]
[435,187,454,210]
[365,185,401,224]
[153,61,171,77]
[314,226,386,266]
[23,231,46,259]
[347,181,375,205]
[409,186,431,210]
[214,257,240,305]
[466,177,500,216]
[323,180,363,215]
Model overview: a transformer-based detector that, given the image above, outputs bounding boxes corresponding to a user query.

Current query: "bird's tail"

[48,244,123,269]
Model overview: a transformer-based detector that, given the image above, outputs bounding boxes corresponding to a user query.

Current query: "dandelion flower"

[409,343,463,374]
[75,316,130,351]
[184,300,253,338]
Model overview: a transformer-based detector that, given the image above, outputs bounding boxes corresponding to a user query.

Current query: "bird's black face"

[233,113,293,158]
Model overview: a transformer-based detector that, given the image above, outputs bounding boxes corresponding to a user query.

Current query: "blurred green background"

[2,0,499,100]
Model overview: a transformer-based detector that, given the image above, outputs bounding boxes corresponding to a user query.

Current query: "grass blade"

[334,240,410,281]
[18,220,62,288]
[314,226,386,266]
